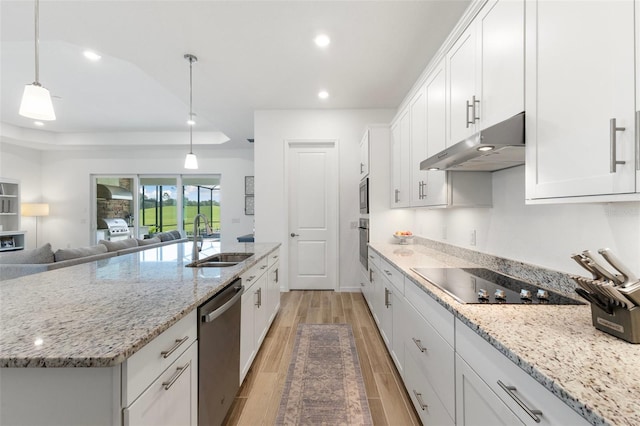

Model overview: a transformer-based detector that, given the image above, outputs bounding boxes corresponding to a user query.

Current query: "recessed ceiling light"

[33,121,44,126]
[83,50,102,61]
[318,90,329,99]
[314,34,330,48]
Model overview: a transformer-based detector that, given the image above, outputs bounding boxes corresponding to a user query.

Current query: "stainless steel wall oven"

[358,218,369,269]
[359,178,369,214]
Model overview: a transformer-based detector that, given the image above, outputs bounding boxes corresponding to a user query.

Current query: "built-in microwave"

[359,178,369,214]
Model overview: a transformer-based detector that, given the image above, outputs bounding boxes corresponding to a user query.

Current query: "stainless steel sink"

[186,252,254,268]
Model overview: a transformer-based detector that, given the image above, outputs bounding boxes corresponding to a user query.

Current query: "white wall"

[1,140,254,250]
[254,109,395,291]
[413,165,640,276]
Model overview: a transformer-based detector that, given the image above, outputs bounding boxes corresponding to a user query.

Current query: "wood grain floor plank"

[225,290,419,426]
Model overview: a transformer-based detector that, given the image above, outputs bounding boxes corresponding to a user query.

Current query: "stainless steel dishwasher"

[198,279,243,426]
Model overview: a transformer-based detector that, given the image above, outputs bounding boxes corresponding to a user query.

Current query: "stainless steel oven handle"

[202,285,244,323]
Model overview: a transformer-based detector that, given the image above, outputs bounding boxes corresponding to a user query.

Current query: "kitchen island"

[0,241,280,424]
[369,241,639,426]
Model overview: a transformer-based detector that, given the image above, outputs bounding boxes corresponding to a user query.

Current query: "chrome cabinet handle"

[260,265,267,270]
[275,268,279,283]
[246,275,256,282]
[412,390,428,411]
[466,99,473,128]
[610,118,626,173]
[369,268,373,282]
[412,338,427,353]
[255,287,262,307]
[473,95,480,122]
[360,163,364,173]
[497,380,543,423]
[290,233,299,237]
[384,288,391,308]
[160,336,189,359]
[162,362,190,390]
[383,270,392,277]
[394,189,400,203]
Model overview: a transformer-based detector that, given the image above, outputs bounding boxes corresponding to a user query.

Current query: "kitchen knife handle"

[497,380,542,423]
[610,118,626,173]
[599,248,637,285]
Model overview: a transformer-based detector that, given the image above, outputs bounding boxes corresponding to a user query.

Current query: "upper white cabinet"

[359,130,370,180]
[447,0,524,146]
[525,0,637,201]
[391,109,411,208]
[410,85,429,206]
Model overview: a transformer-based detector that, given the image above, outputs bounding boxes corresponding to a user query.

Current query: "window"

[182,176,221,240]
[139,177,178,234]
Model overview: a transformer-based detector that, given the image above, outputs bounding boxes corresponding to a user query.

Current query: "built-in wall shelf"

[0,178,24,252]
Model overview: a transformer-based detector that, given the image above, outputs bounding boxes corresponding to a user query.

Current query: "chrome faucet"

[192,213,211,262]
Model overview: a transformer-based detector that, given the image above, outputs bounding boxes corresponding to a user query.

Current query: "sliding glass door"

[182,176,221,240]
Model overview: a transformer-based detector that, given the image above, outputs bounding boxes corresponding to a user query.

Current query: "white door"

[287,141,338,290]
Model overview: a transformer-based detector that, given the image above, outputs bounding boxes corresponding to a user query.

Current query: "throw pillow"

[137,237,161,246]
[156,232,174,242]
[54,244,108,262]
[169,230,182,240]
[0,243,55,264]
[98,239,139,252]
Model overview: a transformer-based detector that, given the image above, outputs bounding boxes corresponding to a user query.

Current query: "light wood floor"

[223,291,421,426]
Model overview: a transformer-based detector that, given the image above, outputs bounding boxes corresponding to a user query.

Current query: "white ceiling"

[1,0,470,149]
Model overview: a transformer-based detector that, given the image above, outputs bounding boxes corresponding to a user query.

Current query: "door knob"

[290,233,299,237]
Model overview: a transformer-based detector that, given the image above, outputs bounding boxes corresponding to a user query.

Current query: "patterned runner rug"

[276,324,373,426]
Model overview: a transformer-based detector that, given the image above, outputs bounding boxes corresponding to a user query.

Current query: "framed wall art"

[245,196,254,215]
[245,176,254,195]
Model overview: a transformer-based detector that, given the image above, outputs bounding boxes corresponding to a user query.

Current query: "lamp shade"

[21,203,50,217]
[19,84,56,121]
[184,153,198,169]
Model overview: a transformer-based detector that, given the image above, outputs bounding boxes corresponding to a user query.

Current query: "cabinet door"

[424,61,449,207]
[455,354,524,426]
[124,342,198,426]
[240,289,256,383]
[410,86,429,206]
[379,280,393,349]
[267,262,280,324]
[254,274,269,348]
[391,109,411,207]
[360,130,370,179]
[525,0,636,199]
[447,25,478,146]
[390,290,405,376]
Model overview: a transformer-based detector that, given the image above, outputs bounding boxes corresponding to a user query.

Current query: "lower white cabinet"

[456,319,589,425]
[240,250,280,383]
[455,353,523,426]
[124,341,198,426]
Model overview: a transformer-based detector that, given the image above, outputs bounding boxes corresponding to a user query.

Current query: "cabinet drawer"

[242,257,268,291]
[122,310,197,407]
[456,320,589,425]
[267,250,280,268]
[405,301,455,418]
[124,341,197,425]
[404,347,454,426]
[405,279,454,347]
[367,248,381,270]
[380,258,404,294]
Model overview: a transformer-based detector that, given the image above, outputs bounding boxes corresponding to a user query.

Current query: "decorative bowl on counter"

[393,234,414,245]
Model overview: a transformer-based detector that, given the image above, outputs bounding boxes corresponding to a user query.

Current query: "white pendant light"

[184,53,198,169]
[19,0,56,121]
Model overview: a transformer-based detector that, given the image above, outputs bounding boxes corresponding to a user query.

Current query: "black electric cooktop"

[411,268,584,305]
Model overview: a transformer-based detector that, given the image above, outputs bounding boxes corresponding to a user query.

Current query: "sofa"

[0,231,188,281]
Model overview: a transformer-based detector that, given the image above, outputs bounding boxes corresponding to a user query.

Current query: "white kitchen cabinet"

[0,177,26,251]
[240,253,279,384]
[124,342,198,426]
[525,0,636,201]
[447,0,524,146]
[359,129,370,180]
[456,319,589,425]
[455,353,523,426]
[391,108,411,208]
[410,84,430,207]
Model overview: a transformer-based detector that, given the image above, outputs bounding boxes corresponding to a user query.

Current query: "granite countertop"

[370,242,640,426]
[0,241,279,368]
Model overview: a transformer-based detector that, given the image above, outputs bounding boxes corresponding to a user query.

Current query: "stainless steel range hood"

[420,112,525,172]
[96,184,133,200]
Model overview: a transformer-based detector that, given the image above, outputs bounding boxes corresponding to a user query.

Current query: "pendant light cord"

[189,55,193,153]
[34,0,40,85]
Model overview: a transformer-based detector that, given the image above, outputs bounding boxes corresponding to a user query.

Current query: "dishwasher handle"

[202,284,244,323]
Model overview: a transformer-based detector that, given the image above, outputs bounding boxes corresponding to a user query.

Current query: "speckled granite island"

[369,241,640,426]
[0,241,280,425]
